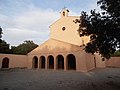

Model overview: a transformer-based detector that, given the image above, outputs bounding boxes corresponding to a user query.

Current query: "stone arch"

[56,55,64,70]
[39,56,45,69]
[2,57,9,68]
[66,54,76,70]
[32,56,38,69]
[47,55,54,69]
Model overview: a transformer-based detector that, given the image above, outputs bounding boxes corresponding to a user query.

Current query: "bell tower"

[60,8,69,17]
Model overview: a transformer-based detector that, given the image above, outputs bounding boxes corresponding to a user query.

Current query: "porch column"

[45,58,48,70]
[64,56,67,71]
[54,57,57,70]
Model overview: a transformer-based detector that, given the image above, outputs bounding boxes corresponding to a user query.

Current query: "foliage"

[112,50,120,57]
[0,27,37,55]
[75,0,120,59]
[11,40,38,55]
[0,27,2,43]
[0,40,10,53]
[0,27,10,54]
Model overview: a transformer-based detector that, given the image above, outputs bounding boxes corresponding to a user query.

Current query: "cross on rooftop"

[63,6,67,10]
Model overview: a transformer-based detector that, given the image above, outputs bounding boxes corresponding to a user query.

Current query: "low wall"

[85,53,95,71]
[106,57,120,67]
[0,54,28,69]
[95,54,106,68]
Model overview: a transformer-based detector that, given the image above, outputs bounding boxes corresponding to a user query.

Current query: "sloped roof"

[50,16,80,28]
[28,38,83,55]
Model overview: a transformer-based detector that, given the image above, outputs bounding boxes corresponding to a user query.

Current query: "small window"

[63,11,65,16]
[62,27,66,31]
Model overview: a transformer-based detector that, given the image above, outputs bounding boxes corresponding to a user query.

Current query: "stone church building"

[0,9,120,72]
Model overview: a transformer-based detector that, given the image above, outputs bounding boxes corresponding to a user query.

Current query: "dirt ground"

[0,68,120,90]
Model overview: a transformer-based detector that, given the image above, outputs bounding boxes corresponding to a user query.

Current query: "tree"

[112,50,120,57]
[75,0,120,59]
[0,27,2,43]
[0,40,10,53]
[0,27,10,53]
[11,40,38,55]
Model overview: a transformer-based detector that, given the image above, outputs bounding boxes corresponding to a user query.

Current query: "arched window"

[63,11,65,16]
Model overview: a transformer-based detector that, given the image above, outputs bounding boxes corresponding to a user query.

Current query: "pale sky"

[0,0,99,46]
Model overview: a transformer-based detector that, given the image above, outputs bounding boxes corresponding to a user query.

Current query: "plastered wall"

[0,54,28,69]
[106,57,120,67]
[50,16,90,46]
[95,54,106,68]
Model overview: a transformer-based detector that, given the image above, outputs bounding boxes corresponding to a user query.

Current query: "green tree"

[112,50,120,57]
[0,27,2,43]
[0,27,10,53]
[75,0,120,59]
[0,40,10,53]
[11,40,38,55]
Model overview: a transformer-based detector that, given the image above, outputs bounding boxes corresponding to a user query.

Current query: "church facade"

[0,9,120,72]
[27,9,105,72]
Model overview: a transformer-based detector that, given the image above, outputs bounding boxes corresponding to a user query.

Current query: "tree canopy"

[0,40,10,53]
[0,27,2,43]
[11,40,38,55]
[0,27,38,55]
[0,40,38,55]
[112,50,120,57]
[76,0,120,59]
[0,27,10,53]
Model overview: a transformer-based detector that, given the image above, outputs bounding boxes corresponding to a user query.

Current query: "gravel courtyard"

[0,68,120,90]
